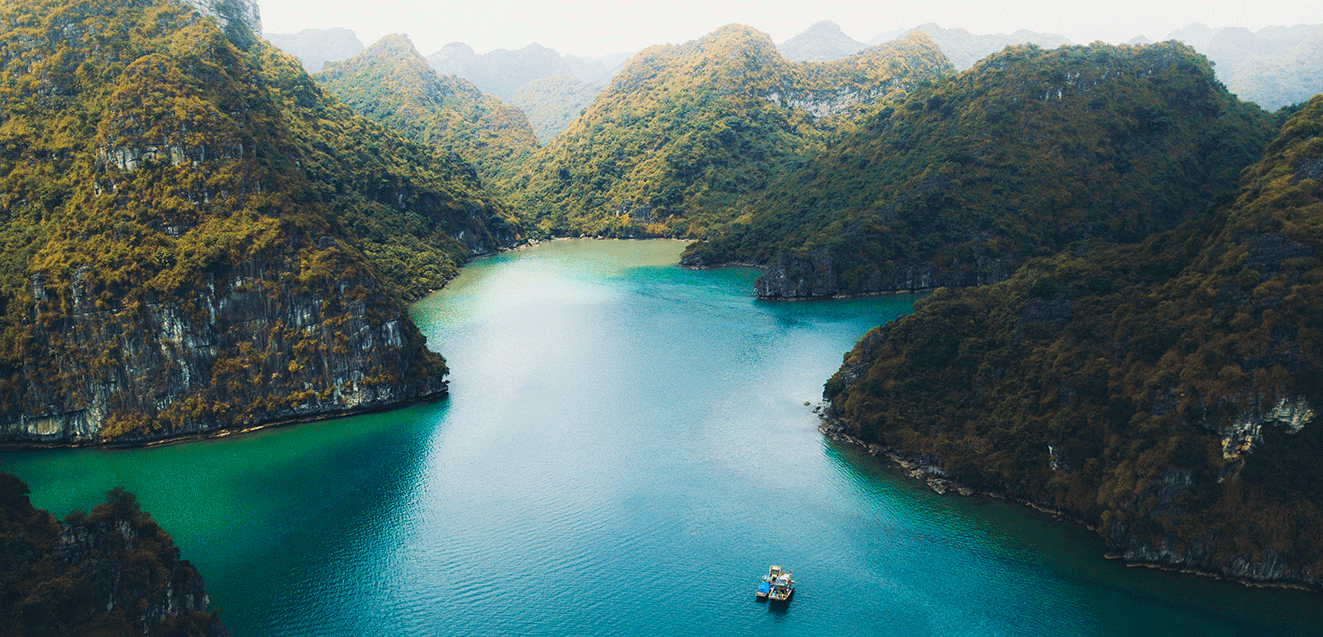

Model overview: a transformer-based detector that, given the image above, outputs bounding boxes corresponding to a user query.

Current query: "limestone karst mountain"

[682,41,1276,299]
[501,26,955,238]
[0,474,227,636]
[318,34,539,182]
[823,95,1323,589]
[0,0,516,444]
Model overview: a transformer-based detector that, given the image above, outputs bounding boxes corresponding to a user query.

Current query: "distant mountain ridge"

[778,20,867,62]
[425,41,630,143]
[877,23,1073,70]
[318,34,539,182]
[265,27,365,72]
[426,41,627,98]
[500,26,955,238]
[510,74,603,143]
[1157,22,1323,111]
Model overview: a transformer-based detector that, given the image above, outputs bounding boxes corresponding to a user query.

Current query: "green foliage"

[510,74,602,143]
[316,34,539,185]
[0,474,221,636]
[825,96,1323,580]
[686,42,1277,297]
[499,26,955,238]
[0,0,500,440]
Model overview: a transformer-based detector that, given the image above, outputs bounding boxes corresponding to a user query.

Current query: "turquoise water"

[2,239,1320,635]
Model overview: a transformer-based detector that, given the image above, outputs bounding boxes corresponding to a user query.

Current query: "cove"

[2,239,1319,636]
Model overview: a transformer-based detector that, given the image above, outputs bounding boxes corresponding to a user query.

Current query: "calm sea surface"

[2,240,1320,635]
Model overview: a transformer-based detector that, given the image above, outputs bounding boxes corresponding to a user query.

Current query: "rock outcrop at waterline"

[0,474,228,635]
[3,250,445,445]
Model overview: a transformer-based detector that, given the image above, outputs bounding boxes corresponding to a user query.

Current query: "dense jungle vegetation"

[0,0,522,441]
[510,74,603,143]
[825,96,1323,583]
[317,34,540,184]
[0,473,223,636]
[683,41,1278,298]
[499,27,955,238]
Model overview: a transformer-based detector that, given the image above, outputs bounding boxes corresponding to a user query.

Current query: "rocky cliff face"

[750,248,1012,298]
[4,247,443,445]
[184,0,261,46]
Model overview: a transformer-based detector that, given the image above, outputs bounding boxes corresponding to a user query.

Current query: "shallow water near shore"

[2,239,1320,635]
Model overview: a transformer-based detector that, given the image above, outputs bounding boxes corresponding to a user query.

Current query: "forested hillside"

[510,74,603,143]
[501,26,955,238]
[0,0,514,444]
[823,95,1323,587]
[318,34,539,183]
[683,42,1276,299]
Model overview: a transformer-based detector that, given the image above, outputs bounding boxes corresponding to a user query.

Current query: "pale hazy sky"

[258,0,1320,58]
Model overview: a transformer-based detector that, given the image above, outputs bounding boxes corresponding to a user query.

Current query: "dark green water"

[2,240,1320,635]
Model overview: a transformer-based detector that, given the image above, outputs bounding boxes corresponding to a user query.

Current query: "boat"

[755,565,782,599]
[767,570,794,602]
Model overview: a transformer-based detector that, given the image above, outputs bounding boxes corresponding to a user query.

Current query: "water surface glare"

[3,239,1320,635]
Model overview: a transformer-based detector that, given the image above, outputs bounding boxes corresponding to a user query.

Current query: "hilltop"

[778,20,868,62]
[500,26,955,238]
[683,41,1275,299]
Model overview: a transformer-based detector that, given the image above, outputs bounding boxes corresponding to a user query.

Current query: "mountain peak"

[779,20,866,61]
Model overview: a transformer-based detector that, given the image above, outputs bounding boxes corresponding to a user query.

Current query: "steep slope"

[1,474,225,636]
[510,74,603,143]
[502,26,954,238]
[823,96,1323,588]
[0,0,513,444]
[684,42,1275,299]
[265,26,364,73]
[318,34,539,183]
[778,20,866,62]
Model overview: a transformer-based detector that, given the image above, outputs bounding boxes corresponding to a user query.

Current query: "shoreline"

[0,388,449,451]
[815,408,1322,595]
